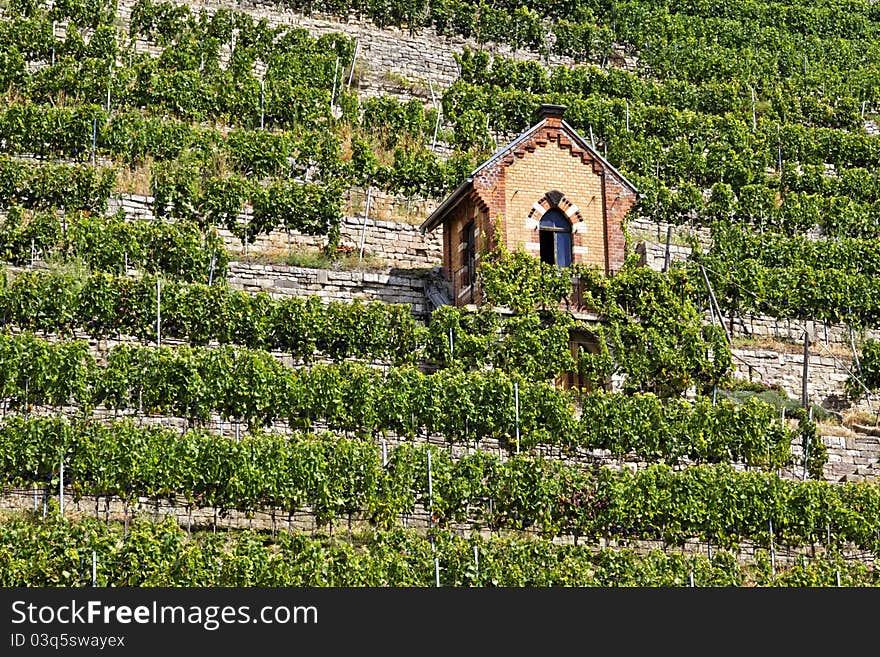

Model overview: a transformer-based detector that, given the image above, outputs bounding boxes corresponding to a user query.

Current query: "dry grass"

[817,421,856,438]
[731,335,853,358]
[114,159,154,196]
[241,246,389,273]
[842,408,880,429]
[381,71,430,96]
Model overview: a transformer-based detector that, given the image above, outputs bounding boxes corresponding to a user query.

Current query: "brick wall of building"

[603,175,636,272]
[440,113,636,303]
[502,137,607,271]
[446,196,487,305]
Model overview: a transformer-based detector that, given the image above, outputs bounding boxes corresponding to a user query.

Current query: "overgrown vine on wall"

[473,245,731,397]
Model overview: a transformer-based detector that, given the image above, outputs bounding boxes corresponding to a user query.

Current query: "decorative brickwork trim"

[525,190,586,232]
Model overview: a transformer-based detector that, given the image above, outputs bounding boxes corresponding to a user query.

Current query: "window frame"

[463,220,476,287]
[538,208,573,268]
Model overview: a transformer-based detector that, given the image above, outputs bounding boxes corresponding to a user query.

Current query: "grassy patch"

[717,387,834,423]
[239,246,389,272]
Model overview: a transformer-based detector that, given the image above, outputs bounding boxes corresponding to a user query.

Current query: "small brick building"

[420,104,638,306]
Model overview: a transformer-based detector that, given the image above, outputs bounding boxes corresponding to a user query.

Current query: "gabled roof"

[420,116,639,233]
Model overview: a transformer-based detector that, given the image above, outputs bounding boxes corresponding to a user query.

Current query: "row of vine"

[2,513,873,586]
[0,417,845,545]
[0,333,807,468]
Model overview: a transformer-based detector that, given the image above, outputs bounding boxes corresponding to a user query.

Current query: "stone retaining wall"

[821,430,880,482]
[635,238,692,271]
[107,192,442,270]
[227,261,428,313]
[731,347,852,410]
[627,217,712,249]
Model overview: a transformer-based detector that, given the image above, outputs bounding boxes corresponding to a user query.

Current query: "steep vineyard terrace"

[0,0,879,584]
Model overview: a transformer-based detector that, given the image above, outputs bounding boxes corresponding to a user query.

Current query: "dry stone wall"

[821,430,880,482]
[1,484,874,570]
[731,347,852,411]
[727,314,880,348]
[627,217,712,249]
[14,392,880,497]
[635,237,692,271]
[107,192,443,270]
[227,261,428,313]
[219,215,441,270]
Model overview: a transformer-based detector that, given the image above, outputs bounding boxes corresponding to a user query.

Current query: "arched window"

[539,208,572,267]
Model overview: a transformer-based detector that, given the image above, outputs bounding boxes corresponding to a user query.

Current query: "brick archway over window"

[526,190,586,232]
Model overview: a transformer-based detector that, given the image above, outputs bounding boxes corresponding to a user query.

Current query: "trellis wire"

[850,324,862,378]
[802,331,810,481]
[429,79,442,151]
[427,449,433,520]
[208,250,216,285]
[347,38,359,88]
[662,225,672,273]
[801,330,810,410]
[428,448,438,586]
[698,264,731,343]
[750,86,757,131]
[431,106,443,152]
[91,117,97,166]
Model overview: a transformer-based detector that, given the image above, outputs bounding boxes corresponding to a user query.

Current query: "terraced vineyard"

[1,0,880,588]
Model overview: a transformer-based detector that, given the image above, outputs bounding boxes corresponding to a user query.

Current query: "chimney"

[537,103,567,127]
